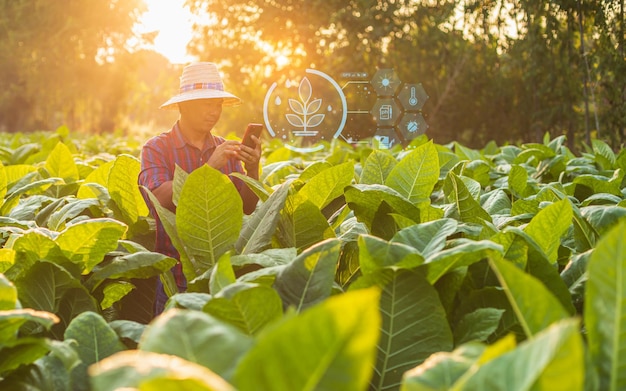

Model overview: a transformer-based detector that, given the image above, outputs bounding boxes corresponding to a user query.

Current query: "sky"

[136,0,196,64]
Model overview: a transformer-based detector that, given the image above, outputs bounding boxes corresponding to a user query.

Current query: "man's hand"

[206,140,242,169]
[237,135,261,178]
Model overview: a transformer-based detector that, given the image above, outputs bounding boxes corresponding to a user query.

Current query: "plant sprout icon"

[286,77,325,136]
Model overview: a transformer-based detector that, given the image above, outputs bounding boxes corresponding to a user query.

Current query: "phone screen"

[243,123,263,147]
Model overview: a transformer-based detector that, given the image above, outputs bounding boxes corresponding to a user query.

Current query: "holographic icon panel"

[262,67,428,151]
[398,112,428,141]
[398,83,429,112]
[370,98,402,127]
[374,128,401,149]
[263,69,347,152]
[371,69,402,96]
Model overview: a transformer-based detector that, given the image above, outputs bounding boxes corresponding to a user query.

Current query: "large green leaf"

[44,142,79,183]
[273,239,341,312]
[89,350,235,391]
[299,160,334,182]
[1,177,62,216]
[0,274,17,310]
[561,251,589,313]
[345,184,421,230]
[14,262,85,314]
[454,142,484,161]
[453,308,505,345]
[235,179,291,254]
[421,240,503,284]
[462,159,491,187]
[230,171,272,203]
[176,165,243,271]
[139,309,252,381]
[55,218,128,274]
[585,220,626,391]
[358,234,424,275]
[4,229,62,280]
[524,199,572,264]
[204,283,283,335]
[0,337,53,377]
[385,141,439,205]
[401,343,487,391]
[480,189,511,216]
[403,318,584,391]
[4,164,37,187]
[592,139,616,170]
[298,161,354,210]
[76,160,114,199]
[64,311,126,391]
[392,218,458,258]
[581,205,626,237]
[144,189,195,280]
[573,172,623,197]
[493,229,575,314]
[14,262,98,338]
[108,155,149,224]
[277,194,335,251]
[360,149,397,185]
[100,281,135,309]
[0,249,15,274]
[508,164,534,198]
[0,339,79,391]
[234,288,381,391]
[109,320,146,346]
[459,318,584,391]
[0,309,59,346]
[489,257,569,338]
[46,198,101,231]
[209,252,236,294]
[172,164,189,207]
[7,144,38,165]
[262,161,300,187]
[86,251,177,291]
[571,202,598,252]
[370,269,453,391]
[514,143,556,164]
[443,171,492,224]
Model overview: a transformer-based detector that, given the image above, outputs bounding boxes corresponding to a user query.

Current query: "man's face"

[179,98,224,132]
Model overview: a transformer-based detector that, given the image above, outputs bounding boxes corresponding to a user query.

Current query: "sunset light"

[137,0,196,64]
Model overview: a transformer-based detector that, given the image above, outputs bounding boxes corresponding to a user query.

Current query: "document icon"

[379,104,392,120]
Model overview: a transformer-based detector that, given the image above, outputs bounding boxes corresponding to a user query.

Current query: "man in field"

[138,62,261,315]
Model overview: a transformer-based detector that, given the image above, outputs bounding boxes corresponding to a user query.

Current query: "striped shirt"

[138,121,244,293]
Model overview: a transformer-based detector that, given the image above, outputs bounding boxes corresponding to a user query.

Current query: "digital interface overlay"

[262,68,429,152]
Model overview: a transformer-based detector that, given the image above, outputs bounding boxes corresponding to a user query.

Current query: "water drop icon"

[275,96,282,105]
[327,105,332,111]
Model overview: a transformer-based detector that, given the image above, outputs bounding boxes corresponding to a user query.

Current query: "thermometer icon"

[409,86,418,106]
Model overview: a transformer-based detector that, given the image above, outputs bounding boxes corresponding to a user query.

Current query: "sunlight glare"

[276,54,290,68]
[138,0,196,64]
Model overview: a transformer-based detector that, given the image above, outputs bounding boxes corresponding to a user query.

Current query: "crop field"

[1,127,625,390]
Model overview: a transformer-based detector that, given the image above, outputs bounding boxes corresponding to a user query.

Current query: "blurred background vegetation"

[0,0,624,151]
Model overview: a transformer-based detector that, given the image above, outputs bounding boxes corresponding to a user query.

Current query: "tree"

[0,0,144,132]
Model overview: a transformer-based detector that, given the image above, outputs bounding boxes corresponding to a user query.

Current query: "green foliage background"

[1,129,626,389]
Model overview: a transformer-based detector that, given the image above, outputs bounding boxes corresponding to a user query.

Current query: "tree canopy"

[187,0,626,149]
[0,0,178,134]
[0,0,624,151]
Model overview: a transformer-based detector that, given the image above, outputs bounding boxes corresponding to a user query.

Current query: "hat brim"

[160,89,242,110]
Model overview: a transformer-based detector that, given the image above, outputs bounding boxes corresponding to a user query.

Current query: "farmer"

[138,62,261,315]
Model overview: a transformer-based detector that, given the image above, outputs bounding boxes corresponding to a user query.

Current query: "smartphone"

[242,123,263,147]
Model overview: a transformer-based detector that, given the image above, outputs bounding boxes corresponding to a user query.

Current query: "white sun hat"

[160,62,242,110]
